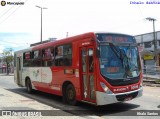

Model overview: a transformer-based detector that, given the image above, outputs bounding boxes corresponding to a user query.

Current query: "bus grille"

[116,91,138,101]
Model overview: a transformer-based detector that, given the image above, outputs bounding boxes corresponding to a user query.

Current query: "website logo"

[1,1,6,6]
[1,0,24,6]
[2,111,11,116]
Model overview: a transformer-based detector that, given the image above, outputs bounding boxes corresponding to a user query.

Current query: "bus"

[14,32,143,105]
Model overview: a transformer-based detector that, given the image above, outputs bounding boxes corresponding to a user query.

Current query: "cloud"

[0,45,5,53]
[0,32,34,53]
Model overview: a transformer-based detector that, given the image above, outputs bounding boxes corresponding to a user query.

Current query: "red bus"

[14,32,143,105]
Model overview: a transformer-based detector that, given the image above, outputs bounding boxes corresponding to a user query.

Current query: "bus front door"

[16,57,22,86]
[80,47,96,103]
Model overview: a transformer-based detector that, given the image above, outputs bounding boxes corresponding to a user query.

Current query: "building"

[135,31,160,66]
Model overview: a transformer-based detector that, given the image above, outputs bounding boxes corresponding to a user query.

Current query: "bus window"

[89,49,94,72]
[55,44,72,66]
[42,47,54,67]
[82,49,87,72]
[23,52,31,67]
[32,50,41,67]
[33,50,40,59]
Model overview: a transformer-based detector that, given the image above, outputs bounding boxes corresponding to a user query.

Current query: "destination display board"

[96,34,136,43]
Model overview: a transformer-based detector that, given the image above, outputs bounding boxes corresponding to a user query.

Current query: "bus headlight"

[100,82,108,92]
[140,80,143,87]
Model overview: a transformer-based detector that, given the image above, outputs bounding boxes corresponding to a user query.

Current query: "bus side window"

[42,47,55,67]
[88,49,94,72]
[50,48,54,60]
[55,44,72,66]
[42,49,45,58]
[32,50,41,67]
[23,52,31,67]
[30,51,34,59]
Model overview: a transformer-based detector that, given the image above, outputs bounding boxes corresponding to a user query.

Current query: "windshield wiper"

[109,43,131,78]
[109,43,123,63]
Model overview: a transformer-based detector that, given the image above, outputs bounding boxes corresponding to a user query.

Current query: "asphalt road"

[0,75,159,119]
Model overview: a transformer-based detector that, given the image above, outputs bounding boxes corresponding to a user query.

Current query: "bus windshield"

[100,44,140,79]
[96,33,141,80]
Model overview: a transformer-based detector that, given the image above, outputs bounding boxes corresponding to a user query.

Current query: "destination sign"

[96,34,136,43]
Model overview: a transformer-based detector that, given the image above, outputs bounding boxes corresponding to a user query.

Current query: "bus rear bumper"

[96,87,143,105]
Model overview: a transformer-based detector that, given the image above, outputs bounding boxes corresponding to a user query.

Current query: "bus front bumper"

[96,87,143,105]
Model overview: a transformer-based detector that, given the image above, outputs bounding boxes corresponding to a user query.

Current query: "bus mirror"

[96,49,100,58]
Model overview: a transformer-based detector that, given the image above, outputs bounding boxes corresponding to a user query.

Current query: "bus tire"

[26,79,32,94]
[65,84,77,105]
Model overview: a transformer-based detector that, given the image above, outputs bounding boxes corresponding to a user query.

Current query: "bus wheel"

[65,84,77,105]
[26,79,32,94]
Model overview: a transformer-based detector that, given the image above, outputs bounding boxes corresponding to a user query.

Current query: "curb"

[143,83,160,87]
[143,80,160,87]
[143,76,160,80]
[0,74,14,76]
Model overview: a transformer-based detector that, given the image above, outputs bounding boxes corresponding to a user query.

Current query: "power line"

[0,0,22,20]
[0,39,28,45]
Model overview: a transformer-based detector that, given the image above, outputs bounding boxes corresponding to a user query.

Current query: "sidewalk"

[0,87,85,119]
[143,74,160,79]
[0,73,14,76]
[143,74,160,87]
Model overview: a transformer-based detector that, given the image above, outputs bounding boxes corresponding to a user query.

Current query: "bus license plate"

[125,96,133,101]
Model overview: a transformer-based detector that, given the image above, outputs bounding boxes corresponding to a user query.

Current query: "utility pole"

[146,17,157,65]
[66,32,68,37]
[36,5,47,43]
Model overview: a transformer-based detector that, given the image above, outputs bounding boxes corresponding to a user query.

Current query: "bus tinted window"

[55,44,72,66]
[42,47,54,67]
[32,50,41,67]
[33,50,40,59]
[89,48,94,72]
[23,52,31,67]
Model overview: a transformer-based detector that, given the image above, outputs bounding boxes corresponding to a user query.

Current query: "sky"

[0,0,160,53]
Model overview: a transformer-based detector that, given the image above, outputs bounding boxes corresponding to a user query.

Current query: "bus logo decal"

[33,69,40,78]
[82,42,90,46]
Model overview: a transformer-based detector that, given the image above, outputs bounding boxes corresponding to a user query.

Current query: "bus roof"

[14,32,134,53]
[31,32,96,51]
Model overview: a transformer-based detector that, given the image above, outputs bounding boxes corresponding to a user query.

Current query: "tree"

[2,48,13,75]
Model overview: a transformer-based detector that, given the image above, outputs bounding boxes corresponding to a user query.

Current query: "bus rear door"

[16,57,23,86]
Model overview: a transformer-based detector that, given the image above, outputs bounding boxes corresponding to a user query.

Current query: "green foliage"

[2,48,13,64]
[1,48,13,75]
